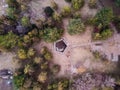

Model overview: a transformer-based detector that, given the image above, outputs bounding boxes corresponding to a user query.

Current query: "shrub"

[38,72,47,83]
[93,29,113,40]
[72,12,81,18]
[61,6,71,17]
[18,49,27,60]
[40,28,63,42]
[6,7,16,19]
[115,0,120,7]
[13,75,25,89]
[88,0,97,8]
[21,16,30,27]
[44,51,52,60]
[34,57,43,64]
[68,18,85,35]
[72,0,84,10]
[52,12,62,22]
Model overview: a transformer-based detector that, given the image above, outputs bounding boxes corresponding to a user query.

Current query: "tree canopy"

[68,18,85,35]
[40,28,63,42]
[94,8,114,27]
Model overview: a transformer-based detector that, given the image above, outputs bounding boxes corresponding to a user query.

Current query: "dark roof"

[55,40,67,52]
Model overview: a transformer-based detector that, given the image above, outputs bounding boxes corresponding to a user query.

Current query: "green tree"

[72,0,84,10]
[68,18,85,35]
[115,0,120,7]
[6,7,16,19]
[40,28,63,42]
[34,57,43,64]
[13,75,25,89]
[95,8,114,27]
[18,49,27,60]
[38,72,47,83]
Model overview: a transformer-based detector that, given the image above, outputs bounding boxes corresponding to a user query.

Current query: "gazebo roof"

[55,39,67,52]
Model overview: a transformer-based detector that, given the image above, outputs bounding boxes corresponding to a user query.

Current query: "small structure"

[55,39,67,52]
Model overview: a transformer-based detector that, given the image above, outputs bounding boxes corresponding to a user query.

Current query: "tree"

[44,7,54,17]
[13,75,25,89]
[44,51,53,60]
[115,0,120,7]
[94,8,114,27]
[40,28,63,42]
[24,64,34,75]
[68,18,85,35]
[72,0,84,10]
[6,7,16,19]
[27,48,36,58]
[0,31,19,49]
[18,49,27,60]
[38,72,47,83]
[88,0,97,8]
[51,1,58,10]
[34,57,43,64]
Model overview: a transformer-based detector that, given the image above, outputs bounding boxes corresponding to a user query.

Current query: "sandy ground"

[0,0,7,16]
[0,52,20,72]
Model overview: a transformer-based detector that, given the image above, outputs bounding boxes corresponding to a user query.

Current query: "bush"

[115,0,120,7]
[21,16,30,27]
[0,32,19,49]
[38,72,47,83]
[51,64,60,74]
[51,1,58,10]
[18,49,27,60]
[13,75,25,89]
[34,57,43,64]
[88,0,97,8]
[72,12,81,19]
[40,28,63,42]
[52,12,62,22]
[68,18,85,35]
[93,29,113,40]
[61,6,71,17]
[6,7,16,19]
[40,47,53,60]
[27,48,36,58]
[44,52,52,60]
[72,0,84,10]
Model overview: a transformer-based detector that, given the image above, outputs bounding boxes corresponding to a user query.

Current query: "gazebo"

[55,39,67,52]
